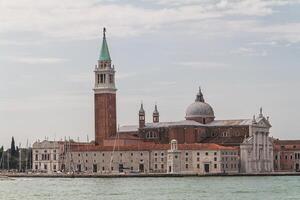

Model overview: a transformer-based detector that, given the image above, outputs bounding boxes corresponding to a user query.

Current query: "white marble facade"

[240,110,274,173]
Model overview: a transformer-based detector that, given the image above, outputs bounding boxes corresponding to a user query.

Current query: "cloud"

[230,47,268,57]
[0,0,299,42]
[116,72,137,79]
[5,56,68,64]
[175,61,230,69]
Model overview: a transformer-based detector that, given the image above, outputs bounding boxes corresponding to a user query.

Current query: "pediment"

[256,117,272,128]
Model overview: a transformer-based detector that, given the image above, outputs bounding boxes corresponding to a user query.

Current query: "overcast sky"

[1,0,300,148]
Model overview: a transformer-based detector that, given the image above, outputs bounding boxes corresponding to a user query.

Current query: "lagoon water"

[0,176,299,200]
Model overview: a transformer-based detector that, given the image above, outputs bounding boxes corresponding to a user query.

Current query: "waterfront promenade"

[1,172,300,178]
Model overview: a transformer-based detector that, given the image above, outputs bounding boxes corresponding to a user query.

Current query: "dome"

[185,101,214,118]
[185,87,215,120]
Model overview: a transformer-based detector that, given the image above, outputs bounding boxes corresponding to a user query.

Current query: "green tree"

[11,137,16,157]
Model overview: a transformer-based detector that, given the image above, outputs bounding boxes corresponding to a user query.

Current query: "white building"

[240,109,274,173]
[32,141,63,173]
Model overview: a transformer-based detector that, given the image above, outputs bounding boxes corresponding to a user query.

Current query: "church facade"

[32,28,275,174]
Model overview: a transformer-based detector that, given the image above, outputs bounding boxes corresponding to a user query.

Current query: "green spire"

[99,27,111,61]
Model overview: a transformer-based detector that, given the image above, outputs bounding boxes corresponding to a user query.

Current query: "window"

[155,164,157,169]
[109,75,113,83]
[53,165,56,170]
[186,164,188,169]
[161,152,164,156]
[185,152,189,156]
[161,164,164,169]
[102,167,105,171]
[140,153,143,156]
[197,157,200,162]
[100,74,106,83]
[186,158,188,162]
[155,153,158,156]
[214,152,217,156]
[102,153,105,156]
[214,164,217,169]
[197,164,200,169]
[161,158,164,162]
[53,154,57,160]
[214,157,217,161]
[197,152,200,156]
[175,155,178,159]
[35,165,38,170]
[131,153,133,156]
[35,154,38,161]
[155,158,157,162]
[44,164,47,170]
[205,152,208,156]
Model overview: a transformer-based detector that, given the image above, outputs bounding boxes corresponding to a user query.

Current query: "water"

[0,176,299,200]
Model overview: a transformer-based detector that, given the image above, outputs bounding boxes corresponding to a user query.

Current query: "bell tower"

[94,28,117,145]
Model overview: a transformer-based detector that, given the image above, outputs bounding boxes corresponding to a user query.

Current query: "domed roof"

[185,88,215,119]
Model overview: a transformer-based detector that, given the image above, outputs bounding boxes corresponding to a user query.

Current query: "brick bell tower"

[94,28,117,145]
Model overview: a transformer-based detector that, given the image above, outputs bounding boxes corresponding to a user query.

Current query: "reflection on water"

[0,176,299,200]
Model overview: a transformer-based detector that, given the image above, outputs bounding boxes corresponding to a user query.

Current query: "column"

[263,132,268,171]
[252,132,256,172]
[256,132,260,172]
[266,133,270,171]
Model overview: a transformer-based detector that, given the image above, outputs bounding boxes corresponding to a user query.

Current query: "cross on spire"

[103,27,106,37]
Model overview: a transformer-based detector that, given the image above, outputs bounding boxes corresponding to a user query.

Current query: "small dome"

[185,102,214,118]
[185,87,215,119]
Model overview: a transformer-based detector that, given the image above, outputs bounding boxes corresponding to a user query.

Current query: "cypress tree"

[11,137,16,157]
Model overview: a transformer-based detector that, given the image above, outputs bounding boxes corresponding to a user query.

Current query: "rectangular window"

[214,164,217,169]
[197,164,200,169]
[161,164,164,169]
[53,154,57,160]
[186,164,188,169]
[35,154,38,161]
[214,157,217,161]
[155,164,157,169]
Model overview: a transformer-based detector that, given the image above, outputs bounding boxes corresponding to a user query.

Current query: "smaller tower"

[139,102,145,128]
[153,104,159,123]
[167,139,181,174]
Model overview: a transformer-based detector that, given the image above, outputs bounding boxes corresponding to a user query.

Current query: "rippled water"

[1,176,300,200]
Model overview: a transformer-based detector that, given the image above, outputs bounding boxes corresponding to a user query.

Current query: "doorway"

[77,164,81,172]
[204,164,210,173]
[93,164,97,173]
[139,164,144,173]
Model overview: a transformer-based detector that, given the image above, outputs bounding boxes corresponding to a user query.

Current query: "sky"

[0,0,300,148]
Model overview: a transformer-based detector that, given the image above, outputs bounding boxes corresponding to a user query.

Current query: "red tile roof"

[68,142,238,152]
